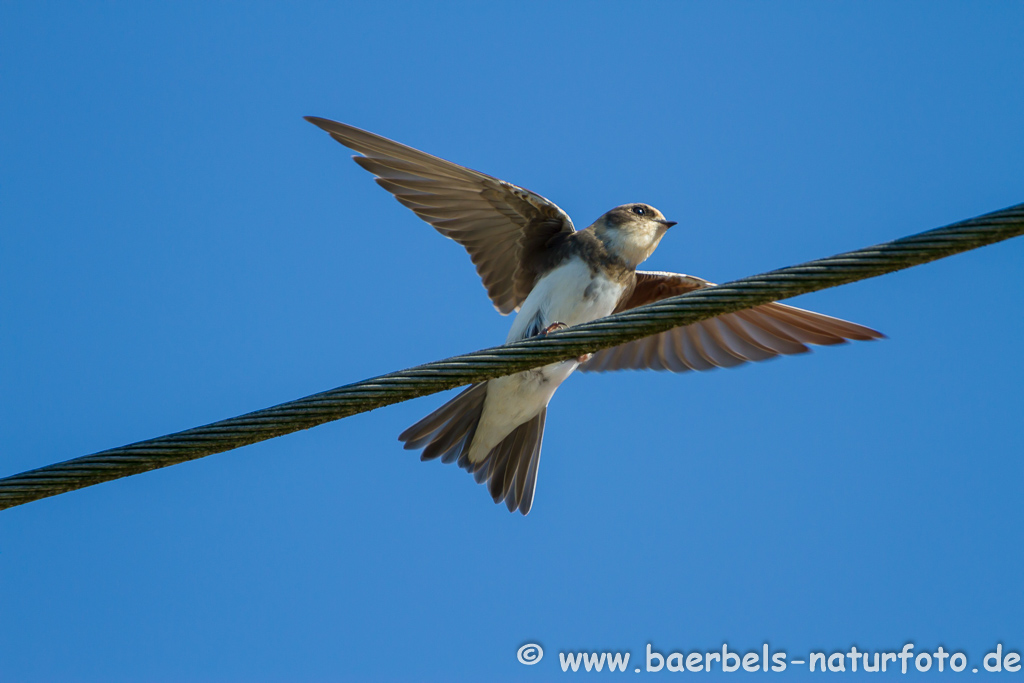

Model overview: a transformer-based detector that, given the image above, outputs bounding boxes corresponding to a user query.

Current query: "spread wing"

[580,271,883,373]
[306,117,575,314]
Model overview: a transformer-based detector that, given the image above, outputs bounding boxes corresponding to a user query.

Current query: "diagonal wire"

[2,202,1022,511]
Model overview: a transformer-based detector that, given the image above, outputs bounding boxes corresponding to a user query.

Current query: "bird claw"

[539,322,569,336]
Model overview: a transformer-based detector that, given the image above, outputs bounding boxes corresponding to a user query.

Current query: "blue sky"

[1,2,1022,681]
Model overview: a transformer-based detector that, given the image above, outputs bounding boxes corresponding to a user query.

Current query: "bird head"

[591,203,677,267]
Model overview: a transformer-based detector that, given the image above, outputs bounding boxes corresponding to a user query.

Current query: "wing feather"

[307,117,575,314]
[580,271,883,373]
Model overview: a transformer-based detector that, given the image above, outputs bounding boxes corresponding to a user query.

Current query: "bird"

[305,116,883,515]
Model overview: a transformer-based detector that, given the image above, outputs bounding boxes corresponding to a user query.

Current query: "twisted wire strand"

[2,203,1022,510]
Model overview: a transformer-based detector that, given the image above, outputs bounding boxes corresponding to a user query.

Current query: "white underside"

[467,257,626,462]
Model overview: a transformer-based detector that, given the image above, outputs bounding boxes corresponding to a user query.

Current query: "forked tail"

[398,382,547,515]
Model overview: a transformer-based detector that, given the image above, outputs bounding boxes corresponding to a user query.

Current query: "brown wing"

[580,270,883,373]
[306,117,574,314]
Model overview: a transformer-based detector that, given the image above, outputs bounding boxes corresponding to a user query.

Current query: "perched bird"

[306,117,883,515]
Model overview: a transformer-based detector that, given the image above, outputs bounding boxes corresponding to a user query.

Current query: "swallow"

[306,117,883,515]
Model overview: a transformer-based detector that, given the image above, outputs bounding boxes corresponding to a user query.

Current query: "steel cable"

[2,202,1022,510]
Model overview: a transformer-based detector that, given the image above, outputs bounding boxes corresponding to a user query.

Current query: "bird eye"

[632,206,646,216]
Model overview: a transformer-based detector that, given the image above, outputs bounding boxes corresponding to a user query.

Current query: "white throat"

[595,223,665,268]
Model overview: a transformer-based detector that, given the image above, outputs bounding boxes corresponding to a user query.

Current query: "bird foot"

[577,353,593,364]
[538,322,569,336]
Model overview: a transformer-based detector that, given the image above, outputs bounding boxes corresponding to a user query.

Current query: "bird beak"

[658,220,678,229]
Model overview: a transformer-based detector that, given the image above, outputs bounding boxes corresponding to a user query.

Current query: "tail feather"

[516,409,546,514]
[488,421,525,502]
[498,408,546,514]
[398,383,548,515]
[399,383,487,456]
[485,408,546,514]
[422,405,478,463]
